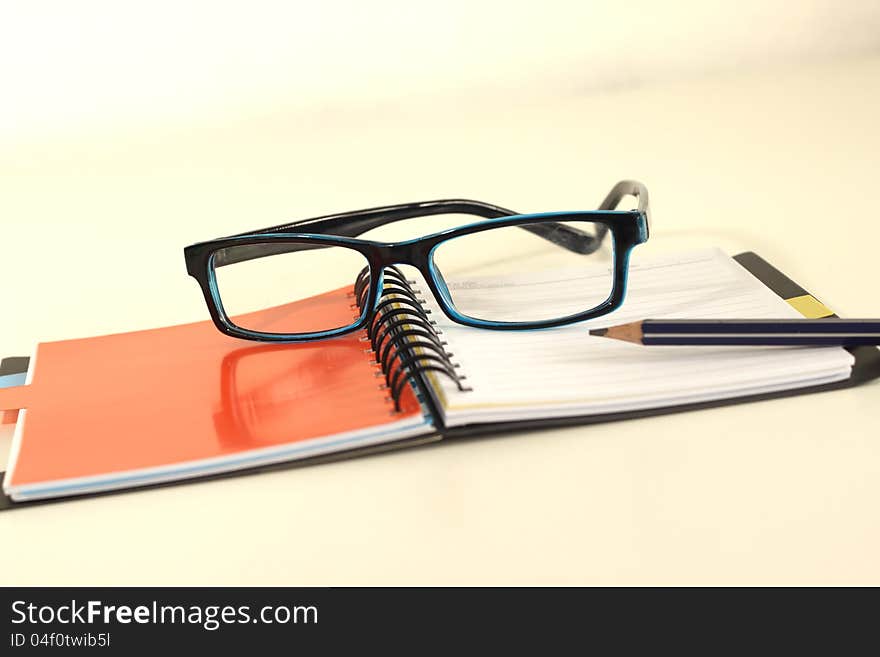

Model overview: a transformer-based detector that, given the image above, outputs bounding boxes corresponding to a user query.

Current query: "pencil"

[589,319,880,346]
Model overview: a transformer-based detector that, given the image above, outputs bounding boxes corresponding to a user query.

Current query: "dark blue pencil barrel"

[641,319,880,346]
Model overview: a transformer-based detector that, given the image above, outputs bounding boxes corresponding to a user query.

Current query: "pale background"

[1,1,879,584]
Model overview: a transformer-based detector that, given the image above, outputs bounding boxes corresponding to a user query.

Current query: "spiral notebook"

[1,248,878,506]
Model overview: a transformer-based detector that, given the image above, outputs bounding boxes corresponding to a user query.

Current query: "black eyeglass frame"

[184,181,650,342]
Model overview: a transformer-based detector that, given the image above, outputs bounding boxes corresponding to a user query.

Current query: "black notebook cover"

[2,251,878,509]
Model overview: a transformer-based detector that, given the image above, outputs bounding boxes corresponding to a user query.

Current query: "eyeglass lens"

[430,220,614,323]
[211,243,369,335]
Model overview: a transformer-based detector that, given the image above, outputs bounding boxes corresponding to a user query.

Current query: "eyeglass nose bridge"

[374,241,435,275]
[376,243,462,324]
[364,241,449,313]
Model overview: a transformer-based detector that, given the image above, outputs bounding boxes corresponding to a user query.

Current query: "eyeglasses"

[184,180,650,342]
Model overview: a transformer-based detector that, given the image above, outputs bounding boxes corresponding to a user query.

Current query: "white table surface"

[1,56,879,585]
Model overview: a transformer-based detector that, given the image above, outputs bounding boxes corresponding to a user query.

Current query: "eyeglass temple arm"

[211,200,514,266]
[212,182,648,267]
[212,199,589,266]
[293,200,613,256]
[527,180,649,256]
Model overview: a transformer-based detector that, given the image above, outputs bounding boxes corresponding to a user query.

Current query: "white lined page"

[416,249,854,425]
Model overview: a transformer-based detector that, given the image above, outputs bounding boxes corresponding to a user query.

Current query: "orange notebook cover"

[0,288,431,501]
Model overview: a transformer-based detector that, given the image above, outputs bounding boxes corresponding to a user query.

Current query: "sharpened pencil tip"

[590,321,645,344]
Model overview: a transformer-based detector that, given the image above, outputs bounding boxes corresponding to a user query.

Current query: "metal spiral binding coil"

[354,266,470,411]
